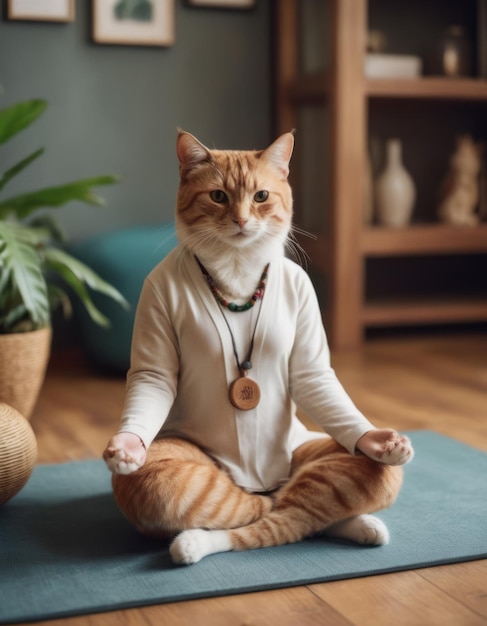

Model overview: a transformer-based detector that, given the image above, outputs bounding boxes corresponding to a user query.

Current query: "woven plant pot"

[0,327,52,419]
[0,403,38,505]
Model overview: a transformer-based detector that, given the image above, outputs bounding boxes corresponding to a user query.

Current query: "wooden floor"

[25,331,487,626]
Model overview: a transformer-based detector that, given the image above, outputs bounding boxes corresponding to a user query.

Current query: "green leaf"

[0,251,11,293]
[0,99,47,145]
[1,302,29,332]
[4,222,51,247]
[44,247,128,307]
[0,222,50,328]
[0,148,45,192]
[43,247,129,327]
[44,258,110,327]
[47,284,73,319]
[26,214,67,244]
[0,175,119,220]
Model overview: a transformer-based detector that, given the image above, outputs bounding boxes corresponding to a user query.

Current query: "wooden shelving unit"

[362,224,487,256]
[366,77,487,99]
[290,76,487,102]
[363,298,487,326]
[274,0,487,349]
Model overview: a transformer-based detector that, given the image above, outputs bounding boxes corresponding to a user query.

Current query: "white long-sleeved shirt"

[119,246,375,492]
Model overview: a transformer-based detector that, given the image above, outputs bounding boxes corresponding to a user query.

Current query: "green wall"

[0,0,271,241]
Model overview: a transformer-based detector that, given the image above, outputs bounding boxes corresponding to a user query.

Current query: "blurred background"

[1,0,487,356]
[0,0,271,240]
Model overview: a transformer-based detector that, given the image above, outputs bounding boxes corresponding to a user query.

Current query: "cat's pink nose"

[233,217,248,228]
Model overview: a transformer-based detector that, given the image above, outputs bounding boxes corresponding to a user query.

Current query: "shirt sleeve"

[118,276,179,448]
[288,272,375,455]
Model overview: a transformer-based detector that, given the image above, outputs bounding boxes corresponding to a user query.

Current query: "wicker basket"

[0,403,38,505]
[0,327,52,419]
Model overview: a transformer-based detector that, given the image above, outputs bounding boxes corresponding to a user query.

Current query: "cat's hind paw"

[325,514,390,546]
[170,529,231,565]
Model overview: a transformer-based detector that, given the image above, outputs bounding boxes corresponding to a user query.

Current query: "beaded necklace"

[196,257,270,410]
[197,260,269,312]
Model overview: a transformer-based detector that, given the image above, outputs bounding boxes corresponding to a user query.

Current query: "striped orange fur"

[112,437,402,555]
[113,438,273,539]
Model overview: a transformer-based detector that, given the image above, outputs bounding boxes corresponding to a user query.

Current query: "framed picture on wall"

[188,0,255,7]
[7,0,75,22]
[92,0,174,47]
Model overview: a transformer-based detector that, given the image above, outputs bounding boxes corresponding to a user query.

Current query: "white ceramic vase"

[363,152,374,225]
[375,139,416,227]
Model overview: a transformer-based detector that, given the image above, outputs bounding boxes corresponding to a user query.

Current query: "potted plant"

[0,98,128,418]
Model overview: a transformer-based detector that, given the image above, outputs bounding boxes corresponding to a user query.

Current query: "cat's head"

[175,131,294,262]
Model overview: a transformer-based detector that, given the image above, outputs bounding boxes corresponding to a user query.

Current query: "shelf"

[362,224,487,257]
[362,297,487,327]
[289,75,487,103]
[366,77,487,100]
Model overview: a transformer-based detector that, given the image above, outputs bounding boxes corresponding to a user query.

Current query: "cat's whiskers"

[285,239,308,269]
[174,224,220,268]
[291,224,317,241]
[176,223,218,251]
[285,224,317,268]
[154,222,178,254]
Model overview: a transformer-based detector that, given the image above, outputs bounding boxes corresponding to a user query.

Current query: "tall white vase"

[375,139,416,227]
[363,151,374,225]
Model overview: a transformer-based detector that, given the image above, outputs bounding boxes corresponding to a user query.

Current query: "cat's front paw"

[357,429,414,466]
[103,432,147,474]
[104,448,142,475]
[383,435,414,465]
[381,433,414,466]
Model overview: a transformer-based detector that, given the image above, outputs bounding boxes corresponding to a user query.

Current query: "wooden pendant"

[229,374,260,410]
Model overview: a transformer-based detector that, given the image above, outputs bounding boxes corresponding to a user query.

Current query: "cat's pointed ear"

[177,130,211,175]
[261,132,295,179]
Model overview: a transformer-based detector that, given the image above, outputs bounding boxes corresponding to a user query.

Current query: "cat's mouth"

[230,225,250,238]
[233,228,256,239]
[228,229,258,246]
[226,221,264,245]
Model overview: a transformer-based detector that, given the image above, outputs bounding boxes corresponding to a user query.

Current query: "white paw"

[325,514,390,546]
[104,449,142,475]
[170,529,231,565]
[382,436,414,466]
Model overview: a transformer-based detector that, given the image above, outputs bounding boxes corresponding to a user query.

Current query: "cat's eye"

[210,190,228,203]
[254,190,269,203]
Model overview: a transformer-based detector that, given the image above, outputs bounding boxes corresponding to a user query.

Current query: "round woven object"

[0,327,51,419]
[0,403,38,505]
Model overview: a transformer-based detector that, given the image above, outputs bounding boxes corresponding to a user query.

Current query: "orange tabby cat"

[104,130,413,564]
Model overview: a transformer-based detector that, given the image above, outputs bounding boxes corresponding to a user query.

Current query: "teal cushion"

[71,223,177,371]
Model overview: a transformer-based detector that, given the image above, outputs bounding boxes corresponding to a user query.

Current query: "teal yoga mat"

[1,431,486,624]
